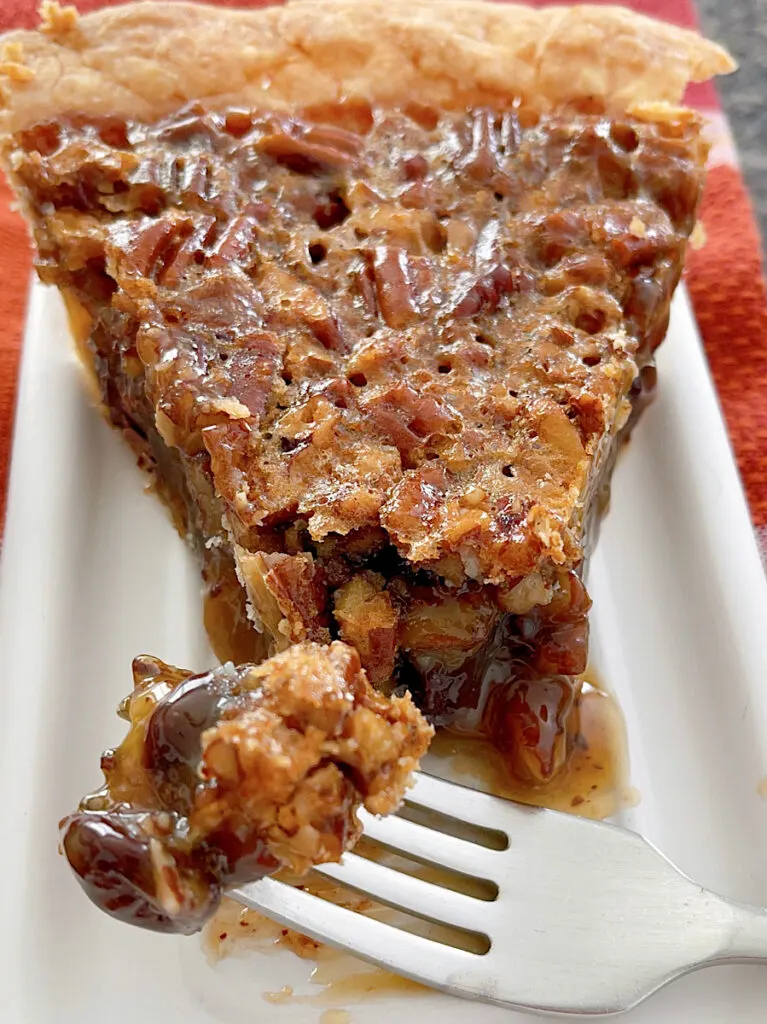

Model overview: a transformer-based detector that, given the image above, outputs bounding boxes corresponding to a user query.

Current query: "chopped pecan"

[334,573,400,687]
[155,105,219,143]
[566,389,606,441]
[236,549,331,648]
[381,464,451,553]
[401,590,498,659]
[483,676,577,784]
[362,383,459,466]
[161,215,216,288]
[313,188,351,230]
[208,203,268,268]
[344,332,406,382]
[283,337,337,381]
[301,99,374,136]
[521,571,592,677]
[225,332,283,421]
[354,259,379,317]
[368,246,431,328]
[595,208,673,269]
[17,121,62,156]
[541,252,613,295]
[354,205,443,256]
[110,215,194,283]
[260,265,344,350]
[452,263,517,318]
[402,154,428,181]
[457,109,499,180]
[398,180,435,210]
[257,120,363,174]
[624,270,672,354]
[530,210,589,268]
[568,128,635,199]
[456,109,520,186]
[497,572,554,615]
[175,153,215,202]
[276,391,344,452]
[122,154,176,213]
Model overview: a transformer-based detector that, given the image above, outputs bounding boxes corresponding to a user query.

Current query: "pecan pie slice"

[62,641,432,934]
[0,3,733,786]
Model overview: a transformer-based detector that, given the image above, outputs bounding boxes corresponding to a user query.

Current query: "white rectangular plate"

[2,281,767,1023]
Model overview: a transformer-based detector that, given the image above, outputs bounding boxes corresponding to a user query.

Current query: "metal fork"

[232,772,767,1016]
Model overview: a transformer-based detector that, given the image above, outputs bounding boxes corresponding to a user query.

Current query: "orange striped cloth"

[0,1,765,554]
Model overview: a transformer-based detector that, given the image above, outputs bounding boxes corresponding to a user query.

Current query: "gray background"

[698,1,767,243]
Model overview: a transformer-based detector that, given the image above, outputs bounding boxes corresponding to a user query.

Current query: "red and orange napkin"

[0,0,765,556]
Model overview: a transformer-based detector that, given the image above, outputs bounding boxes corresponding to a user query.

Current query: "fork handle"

[718,902,767,962]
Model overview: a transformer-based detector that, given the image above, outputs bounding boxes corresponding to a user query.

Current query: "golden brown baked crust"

[0,1,734,135]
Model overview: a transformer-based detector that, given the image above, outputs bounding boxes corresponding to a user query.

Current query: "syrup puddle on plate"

[204,669,637,1016]
[204,887,429,1011]
[428,676,639,819]
[319,1012,353,1024]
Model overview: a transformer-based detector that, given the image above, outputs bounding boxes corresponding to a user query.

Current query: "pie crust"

[0,1,733,132]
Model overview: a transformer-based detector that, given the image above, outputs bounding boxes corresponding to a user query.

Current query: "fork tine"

[315,852,492,933]
[359,809,501,880]
[232,877,484,985]
[407,772,531,833]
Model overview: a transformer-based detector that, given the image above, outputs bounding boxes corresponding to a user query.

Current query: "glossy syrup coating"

[14,100,706,780]
[15,102,704,579]
[62,643,432,934]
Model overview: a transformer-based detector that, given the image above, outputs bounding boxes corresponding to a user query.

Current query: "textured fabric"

[0,0,765,555]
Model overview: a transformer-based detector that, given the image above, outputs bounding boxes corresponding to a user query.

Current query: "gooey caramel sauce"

[203,559,271,666]
[429,678,638,819]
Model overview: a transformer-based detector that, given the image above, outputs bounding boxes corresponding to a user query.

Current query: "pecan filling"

[12,100,705,784]
[61,643,431,934]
